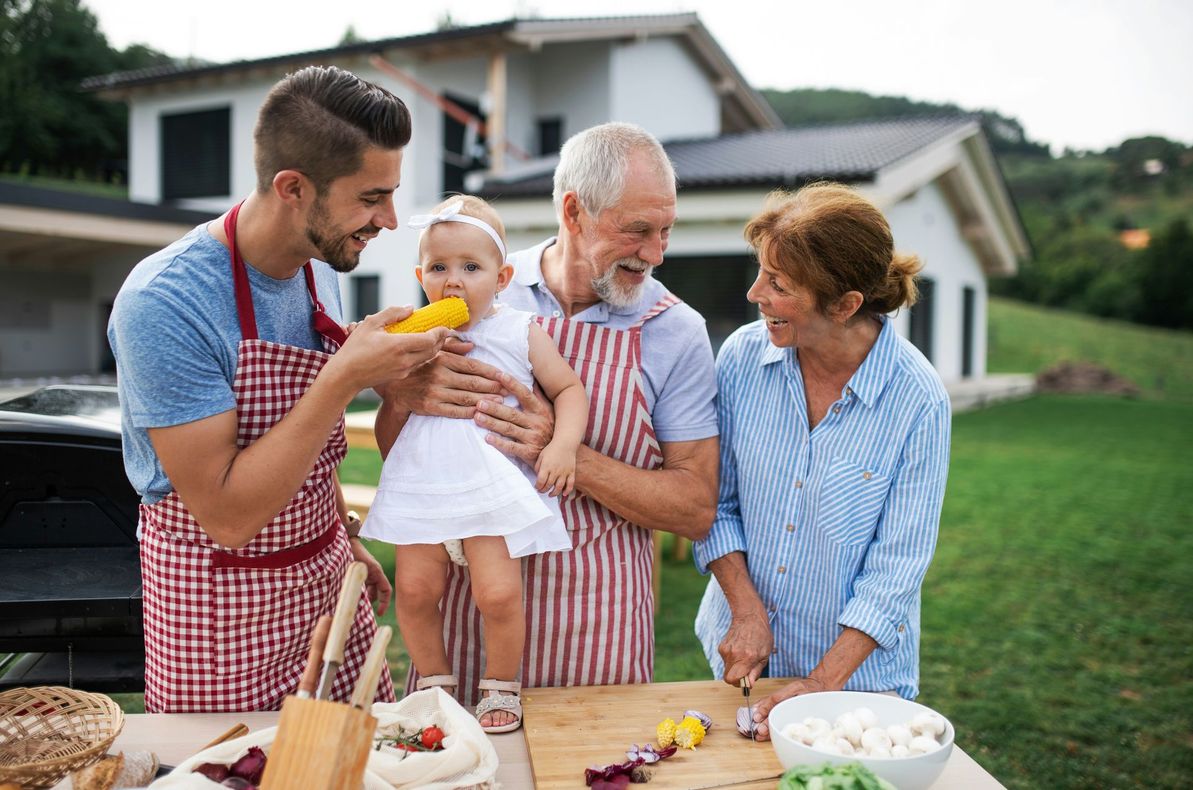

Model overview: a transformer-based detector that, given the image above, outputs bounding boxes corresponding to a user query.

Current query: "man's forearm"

[573,440,716,539]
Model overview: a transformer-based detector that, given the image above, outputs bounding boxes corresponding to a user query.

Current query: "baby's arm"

[526,323,588,496]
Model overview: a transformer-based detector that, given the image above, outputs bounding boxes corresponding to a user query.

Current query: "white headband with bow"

[407,199,506,259]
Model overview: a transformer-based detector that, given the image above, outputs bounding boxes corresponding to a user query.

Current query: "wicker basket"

[0,686,124,788]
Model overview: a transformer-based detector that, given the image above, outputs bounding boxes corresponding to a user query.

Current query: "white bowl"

[767,691,954,790]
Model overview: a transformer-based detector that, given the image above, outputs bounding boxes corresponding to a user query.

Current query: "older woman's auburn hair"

[745,182,922,318]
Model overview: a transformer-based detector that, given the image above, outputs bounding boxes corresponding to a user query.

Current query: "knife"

[297,614,333,699]
[349,625,393,709]
[315,561,368,700]
[740,676,756,741]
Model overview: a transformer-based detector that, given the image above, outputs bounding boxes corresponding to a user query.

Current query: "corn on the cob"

[674,716,706,749]
[656,717,677,748]
[384,297,469,334]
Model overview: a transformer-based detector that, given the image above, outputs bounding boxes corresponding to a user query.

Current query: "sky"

[85,0,1192,153]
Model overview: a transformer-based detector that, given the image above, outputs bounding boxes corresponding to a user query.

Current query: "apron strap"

[303,264,349,347]
[225,201,349,348]
[225,202,259,341]
[631,291,682,329]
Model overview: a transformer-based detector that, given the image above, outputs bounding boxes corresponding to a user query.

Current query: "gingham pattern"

[409,293,681,709]
[139,263,393,712]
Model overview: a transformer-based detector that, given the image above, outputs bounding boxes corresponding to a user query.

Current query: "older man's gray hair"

[552,122,676,219]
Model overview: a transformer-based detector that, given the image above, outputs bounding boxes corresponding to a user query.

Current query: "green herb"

[777,762,897,790]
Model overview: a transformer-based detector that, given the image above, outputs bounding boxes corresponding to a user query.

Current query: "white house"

[1,12,1028,385]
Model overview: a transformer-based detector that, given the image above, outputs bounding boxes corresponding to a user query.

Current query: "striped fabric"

[411,294,681,710]
[693,318,951,699]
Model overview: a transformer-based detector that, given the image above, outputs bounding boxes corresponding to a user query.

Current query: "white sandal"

[475,678,522,734]
[415,674,458,693]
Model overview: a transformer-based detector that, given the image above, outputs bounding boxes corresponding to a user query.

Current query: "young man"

[108,66,451,712]
[377,123,719,725]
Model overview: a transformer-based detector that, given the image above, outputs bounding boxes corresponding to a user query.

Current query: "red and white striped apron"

[138,204,395,712]
[409,293,682,708]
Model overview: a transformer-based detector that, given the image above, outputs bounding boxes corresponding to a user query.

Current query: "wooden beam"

[486,51,508,175]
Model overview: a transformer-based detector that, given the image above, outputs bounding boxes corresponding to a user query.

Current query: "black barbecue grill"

[0,385,144,691]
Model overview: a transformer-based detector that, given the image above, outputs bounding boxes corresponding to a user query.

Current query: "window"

[652,255,757,353]
[538,117,563,156]
[441,93,486,197]
[351,275,380,322]
[160,107,230,200]
[961,286,976,378]
[909,276,935,363]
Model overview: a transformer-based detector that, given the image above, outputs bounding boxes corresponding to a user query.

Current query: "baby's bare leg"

[393,543,453,679]
[462,535,524,727]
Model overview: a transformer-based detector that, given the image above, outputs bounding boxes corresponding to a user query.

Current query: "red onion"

[194,763,230,782]
[228,746,267,785]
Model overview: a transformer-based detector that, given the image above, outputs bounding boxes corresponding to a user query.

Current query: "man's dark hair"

[254,65,412,194]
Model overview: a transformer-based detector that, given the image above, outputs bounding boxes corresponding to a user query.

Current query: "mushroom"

[886,723,913,747]
[854,706,879,731]
[909,735,940,755]
[832,712,863,746]
[860,727,892,753]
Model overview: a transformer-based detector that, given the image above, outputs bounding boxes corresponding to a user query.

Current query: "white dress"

[361,305,571,558]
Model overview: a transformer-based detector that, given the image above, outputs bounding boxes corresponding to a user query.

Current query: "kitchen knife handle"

[323,561,368,666]
[350,625,393,709]
[297,614,332,698]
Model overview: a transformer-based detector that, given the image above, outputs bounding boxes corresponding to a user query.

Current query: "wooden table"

[522,680,1004,789]
[56,681,1002,789]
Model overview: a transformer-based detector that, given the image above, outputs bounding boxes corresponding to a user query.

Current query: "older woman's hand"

[747,677,831,741]
[718,608,774,687]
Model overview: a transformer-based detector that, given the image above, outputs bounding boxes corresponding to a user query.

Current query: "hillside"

[987,297,1193,402]
[762,87,1193,330]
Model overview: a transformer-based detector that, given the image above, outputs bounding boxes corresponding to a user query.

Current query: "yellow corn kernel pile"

[384,297,469,334]
[655,717,677,749]
[674,716,706,749]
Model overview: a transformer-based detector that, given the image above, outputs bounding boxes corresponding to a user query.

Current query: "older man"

[378,123,718,718]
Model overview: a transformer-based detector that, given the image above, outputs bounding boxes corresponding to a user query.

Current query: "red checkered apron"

[138,203,396,712]
[409,293,682,708]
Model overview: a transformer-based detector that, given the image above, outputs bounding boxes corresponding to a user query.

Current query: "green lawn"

[988,297,1193,402]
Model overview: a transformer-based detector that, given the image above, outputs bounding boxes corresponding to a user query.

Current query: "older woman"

[693,183,951,740]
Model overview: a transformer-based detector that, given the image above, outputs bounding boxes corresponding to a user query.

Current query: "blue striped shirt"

[693,317,950,699]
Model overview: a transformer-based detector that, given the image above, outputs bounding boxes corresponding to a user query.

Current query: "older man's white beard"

[592,258,654,310]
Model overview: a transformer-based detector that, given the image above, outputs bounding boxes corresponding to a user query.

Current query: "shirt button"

[552,310,561,317]
[898,624,906,633]
[846,387,853,395]
[793,479,803,489]
[777,565,786,574]
[772,647,779,655]
[785,523,795,532]
[832,406,841,414]
[863,471,873,480]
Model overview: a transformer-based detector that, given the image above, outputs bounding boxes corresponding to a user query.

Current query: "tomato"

[420,725,446,750]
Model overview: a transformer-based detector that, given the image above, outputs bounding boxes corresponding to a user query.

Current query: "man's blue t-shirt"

[107,223,344,504]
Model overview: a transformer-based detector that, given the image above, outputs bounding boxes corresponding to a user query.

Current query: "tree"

[1137,219,1193,329]
[0,0,173,180]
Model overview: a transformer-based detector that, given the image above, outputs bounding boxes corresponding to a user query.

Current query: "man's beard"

[305,198,377,273]
[592,257,654,310]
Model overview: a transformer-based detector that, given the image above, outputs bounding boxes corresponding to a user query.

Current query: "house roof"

[0,181,212,225]
[83,14,780,133]
[477,115,981,196]
[0,181,213,258]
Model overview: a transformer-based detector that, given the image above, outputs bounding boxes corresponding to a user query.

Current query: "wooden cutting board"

[521,678,792,789]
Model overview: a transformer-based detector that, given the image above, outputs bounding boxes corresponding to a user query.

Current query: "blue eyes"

[428,262,481,273]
